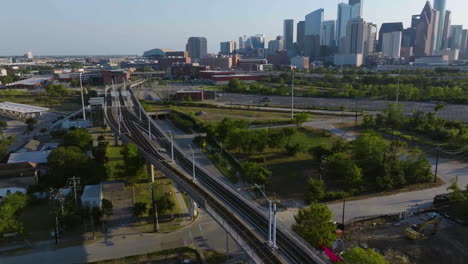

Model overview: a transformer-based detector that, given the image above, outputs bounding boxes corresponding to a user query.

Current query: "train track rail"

[106,88,326,264]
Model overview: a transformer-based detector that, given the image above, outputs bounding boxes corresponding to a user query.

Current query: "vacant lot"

[346,215,468,264]
[234,127,337,200]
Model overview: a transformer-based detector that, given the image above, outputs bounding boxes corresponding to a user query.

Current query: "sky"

[1,0,467,56]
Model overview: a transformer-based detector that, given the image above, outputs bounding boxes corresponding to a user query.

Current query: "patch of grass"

[107,146,124,159]
[232,127,337,200]
[134,178,182,218]
[20,201,53,241]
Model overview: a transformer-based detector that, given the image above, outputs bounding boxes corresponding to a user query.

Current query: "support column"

[148,163,155,183]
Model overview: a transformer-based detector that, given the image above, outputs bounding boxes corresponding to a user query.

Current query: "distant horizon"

[1,0,467,56]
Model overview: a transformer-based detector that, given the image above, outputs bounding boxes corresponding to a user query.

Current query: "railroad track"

[106,90,326,264]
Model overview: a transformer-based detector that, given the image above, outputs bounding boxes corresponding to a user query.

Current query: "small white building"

[81,185,103,209]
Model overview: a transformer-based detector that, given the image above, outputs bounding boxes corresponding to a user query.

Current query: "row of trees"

[226,70,468,103]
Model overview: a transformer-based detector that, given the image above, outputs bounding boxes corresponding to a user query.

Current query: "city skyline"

[1,0,468,56]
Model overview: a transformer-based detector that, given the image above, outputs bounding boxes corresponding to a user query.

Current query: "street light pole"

[272,203,277,249]
[79,72,86,121]
[188,144,195,180]
[291,69,295,120]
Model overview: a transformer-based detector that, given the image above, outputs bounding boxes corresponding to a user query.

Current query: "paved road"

[0,210,246,264]
[218,93,468,123]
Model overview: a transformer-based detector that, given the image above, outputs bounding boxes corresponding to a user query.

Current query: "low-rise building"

[290,56,310,70]
[333,54,364,67]
[432,50,460,63]
[5,76,53,90]
[81,184,103,208]
[101,70,130,85]
[199,56,233,69]
[0,162,39,193]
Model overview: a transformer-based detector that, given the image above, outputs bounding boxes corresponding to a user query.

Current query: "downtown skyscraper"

[283,19,294,50]
[433,0,447,50]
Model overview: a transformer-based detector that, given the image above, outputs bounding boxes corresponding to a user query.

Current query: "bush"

[285,143,306,156]
[323,191,350,202]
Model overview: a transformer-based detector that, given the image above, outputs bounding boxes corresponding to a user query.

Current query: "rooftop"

[0,102,49,114]
[81,185,102,201]
[5,76,52,86]
[8,151,51,164]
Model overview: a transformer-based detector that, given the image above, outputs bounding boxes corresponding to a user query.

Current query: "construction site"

[342,211,468,264]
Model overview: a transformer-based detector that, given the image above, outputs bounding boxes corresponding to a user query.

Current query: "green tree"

[64,128,93,150]
[242,162,271,185]
[70,79,80,87]
[292,202,336,248]
[121,144,147,183]
[342,247,389,264]
[306,178,325,203]
[324,153,362,191]
[45,84,68,97]
[447,180,466,202]
[226,78,242,92]
[156,196,175,215]
[352,131,388,180]
[47,146,89,187]
[0,120,7,140]
[133,202,148,218]
[0,193,28,234]
[293,113,310,128]
[25,117,38,131]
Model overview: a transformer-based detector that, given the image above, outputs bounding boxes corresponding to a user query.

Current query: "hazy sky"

[1,0,467,56]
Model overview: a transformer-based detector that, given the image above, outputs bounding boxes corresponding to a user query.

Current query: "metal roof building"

[0,102,49,119]
[8,150,51,164]
[5,76,53,89]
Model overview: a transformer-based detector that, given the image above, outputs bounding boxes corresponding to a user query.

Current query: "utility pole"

[80,72,86,121]
[291,69,295,120]
[188,144,196,180]
[435,149,440,183]
[68,177,81,209]
[54,214,59,245]
[342,198,346,232]
[90,207,95,239]
[150,184,159,232]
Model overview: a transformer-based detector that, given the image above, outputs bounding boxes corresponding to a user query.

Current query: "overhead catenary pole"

[148,115,151,139]
[189,144,196,180]
[169,131,174,162]
[268,200,272,246]
[80,72,86,121]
